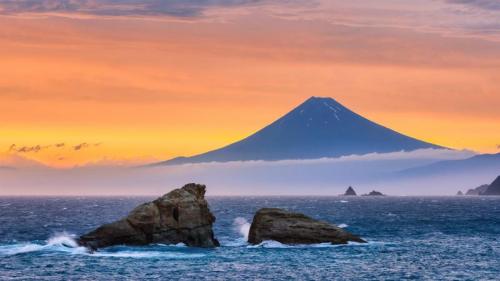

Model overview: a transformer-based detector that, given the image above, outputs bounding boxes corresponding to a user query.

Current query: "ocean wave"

[0,233,204,259]
[247,240,376,249]
[221,237,248,247]
[0,232,87,256]
[219,217,252,247]
[91,251,205,259]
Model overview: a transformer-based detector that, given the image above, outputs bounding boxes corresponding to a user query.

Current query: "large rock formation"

[483,176,500,195]
[248,208,366,245]
[79,183,219,250]
[343,186,357,196]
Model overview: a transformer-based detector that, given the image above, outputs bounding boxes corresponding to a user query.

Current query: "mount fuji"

[154,97,444,165]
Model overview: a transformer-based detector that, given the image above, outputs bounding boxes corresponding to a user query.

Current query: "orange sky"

[0,1,499,168]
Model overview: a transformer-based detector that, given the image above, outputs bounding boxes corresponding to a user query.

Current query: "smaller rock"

[456,191,464,196]
[248,208,366,245]
[363,190,385,196]
[343,186,357,196]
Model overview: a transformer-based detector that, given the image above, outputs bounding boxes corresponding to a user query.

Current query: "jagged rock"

[343,186,357,196]
[78,183,219,250]
[363,190,385,196]
[483,176,500,195]
[465,184,489,195]
[248,208,366,245]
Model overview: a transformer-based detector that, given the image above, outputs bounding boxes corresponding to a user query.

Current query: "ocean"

[0,196,499,280]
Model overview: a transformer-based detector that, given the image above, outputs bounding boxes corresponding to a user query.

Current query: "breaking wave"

[233,217,251,240]
[0,232,87,256]
[0,233,204,259]
[248,240,377,249]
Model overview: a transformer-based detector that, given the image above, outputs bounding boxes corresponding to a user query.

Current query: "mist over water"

[2,149,495,196]
[1,196,499,280]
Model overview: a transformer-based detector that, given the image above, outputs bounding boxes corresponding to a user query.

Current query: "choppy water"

[0,196,499,280]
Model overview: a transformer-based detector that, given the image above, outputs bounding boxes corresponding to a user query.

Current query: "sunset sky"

[1,0,499,168]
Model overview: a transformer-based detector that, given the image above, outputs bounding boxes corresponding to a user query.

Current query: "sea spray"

[0,232,87,256]
[233,217,251,241]
[47,232,79,248]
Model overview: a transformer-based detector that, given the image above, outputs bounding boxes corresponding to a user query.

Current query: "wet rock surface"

[78,183,219,250]
[248,208,366,245]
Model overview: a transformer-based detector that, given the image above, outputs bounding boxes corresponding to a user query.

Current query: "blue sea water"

[0,196,499,280]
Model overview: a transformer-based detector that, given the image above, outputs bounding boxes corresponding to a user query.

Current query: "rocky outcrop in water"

[363,190,385,196]
[483,176,500,195]
[456,191,464,196]
[248,208,366,245]
[343,186,357,196]
[78,183,219,250]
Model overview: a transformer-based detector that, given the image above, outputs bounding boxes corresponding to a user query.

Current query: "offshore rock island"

[79,184,219,250]
[78,184,367,250]
[248,208,366,245]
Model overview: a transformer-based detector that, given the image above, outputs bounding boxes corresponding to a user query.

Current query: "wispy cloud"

[0,148,486,196]
[0,0,274,17]
[9,144,47,153]
[73,142,101,151]
[6,142,101,153]
[8,143,67,153]
[446,0,500,10]
[158,148,476,168]
[54,143,65,148]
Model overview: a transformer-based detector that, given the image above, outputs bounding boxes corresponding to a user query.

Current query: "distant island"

[343,186,357,196]
[363,190,385,196]
[342,187,386,196]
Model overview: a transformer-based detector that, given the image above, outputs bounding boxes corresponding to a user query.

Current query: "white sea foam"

[92,251,204,259]
[248,240,376,249]
[0,232,87,256]
[219,217,252,247]
[157,242,186,247]
[338,223,348,228]
[0,233,202,259]
[233,217,251,241]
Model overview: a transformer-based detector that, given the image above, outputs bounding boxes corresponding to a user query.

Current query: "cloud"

[157,148,476,168]
[9,144,46,153]
[6,142,102,154]
[0,0,274,17]
[7,143,66,153]
[446,0,500,10]
[0,148,486,196]
[73,142,89,151]
[73,142,101,151]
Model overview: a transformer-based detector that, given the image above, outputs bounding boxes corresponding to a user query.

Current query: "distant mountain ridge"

[397,153,500,177]
[153,97,443,165]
